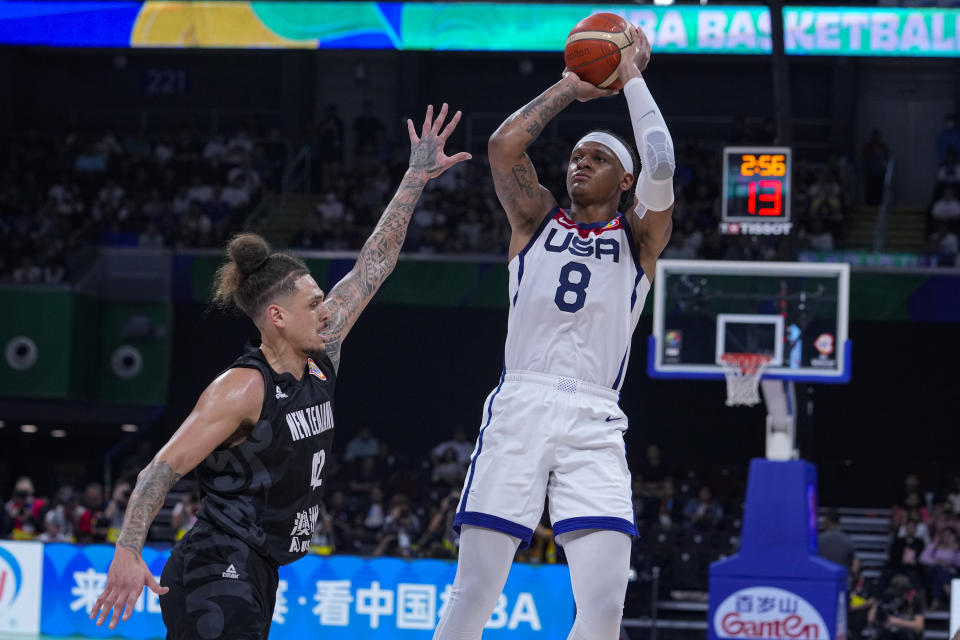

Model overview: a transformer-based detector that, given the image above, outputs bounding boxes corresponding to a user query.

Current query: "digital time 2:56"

[740,154,786,177]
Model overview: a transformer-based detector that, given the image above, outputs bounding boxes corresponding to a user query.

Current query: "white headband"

[575,132,634,175]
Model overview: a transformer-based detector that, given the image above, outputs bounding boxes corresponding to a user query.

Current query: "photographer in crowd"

[372,494,422,558]
[867,573,925,640]
[2,477,45,540]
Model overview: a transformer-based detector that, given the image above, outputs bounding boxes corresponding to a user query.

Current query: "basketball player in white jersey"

[434,26,674,639]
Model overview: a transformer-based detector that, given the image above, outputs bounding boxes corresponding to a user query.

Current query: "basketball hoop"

[719,353,772,407]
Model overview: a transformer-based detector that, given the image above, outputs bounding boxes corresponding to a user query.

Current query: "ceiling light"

[121,424,138,433]
[51,429,67,438]
[20,424,38,433]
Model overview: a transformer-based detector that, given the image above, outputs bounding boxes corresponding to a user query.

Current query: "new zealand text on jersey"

[544,229,620,263]
[286,402,334,442]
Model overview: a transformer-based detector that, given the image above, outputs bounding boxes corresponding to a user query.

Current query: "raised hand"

[90,547,168,629]
[561,69,620,103]
[89,459,180,629]
[407,103,472,179]
[617,25,651,84]
[321,102,473,370]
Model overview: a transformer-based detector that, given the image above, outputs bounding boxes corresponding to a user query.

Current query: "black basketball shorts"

[159,521,278,640]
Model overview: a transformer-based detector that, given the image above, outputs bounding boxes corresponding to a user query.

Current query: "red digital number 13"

[747,180,782,216]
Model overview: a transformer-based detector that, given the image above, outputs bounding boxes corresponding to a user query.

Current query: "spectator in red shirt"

[3,477,46,540]
[74,483,106,543]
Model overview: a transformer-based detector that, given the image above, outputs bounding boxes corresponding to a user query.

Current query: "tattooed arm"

[321,104,471,371]
[91,367,265,629]
[114,461,182,556]
[488,73,619,260]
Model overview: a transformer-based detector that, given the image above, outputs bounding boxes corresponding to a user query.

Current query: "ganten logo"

[713,586,829,639]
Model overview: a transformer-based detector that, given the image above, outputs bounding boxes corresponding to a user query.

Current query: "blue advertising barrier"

[708,460,847,640]
[40,543,574,638]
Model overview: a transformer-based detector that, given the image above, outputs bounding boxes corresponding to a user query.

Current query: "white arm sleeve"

[624,76,675,217]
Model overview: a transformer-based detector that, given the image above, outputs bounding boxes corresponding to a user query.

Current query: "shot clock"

[720,146,792,236]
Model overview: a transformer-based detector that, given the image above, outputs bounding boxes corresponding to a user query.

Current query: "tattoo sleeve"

[323,170,428,371]
[488,78,575,227]
[116,460,181,556]
[511,79,577,149]
[511,164,535,198]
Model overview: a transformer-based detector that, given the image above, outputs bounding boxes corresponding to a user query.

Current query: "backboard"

[648,260,850,382]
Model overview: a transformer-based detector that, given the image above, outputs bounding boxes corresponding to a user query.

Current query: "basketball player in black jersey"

[90,104,470,639]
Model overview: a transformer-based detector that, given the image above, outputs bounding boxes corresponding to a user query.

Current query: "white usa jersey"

[504,207,651,391]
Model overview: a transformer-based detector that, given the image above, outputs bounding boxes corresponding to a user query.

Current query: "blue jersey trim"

[618,209,643,271]
[454,511,534,549]
[570,213,619,230]
[630,268,646,311]
[620,211,646,310]
[552,516,639,544]
[612,349,629,390]
[458,367,506,515]
[617,243,646,389]
[513,208,556,306]
[513,253,522,306]
[625,442,640,535]
[557,207,623,231]
[519,207,558,256]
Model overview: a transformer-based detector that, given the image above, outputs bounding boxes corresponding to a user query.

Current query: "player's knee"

[583,590,625,619]
[576,571,627,625]
[573,606,623,640]
[575,600,624,639]
[449,580,500,611]
[438,583,502,634]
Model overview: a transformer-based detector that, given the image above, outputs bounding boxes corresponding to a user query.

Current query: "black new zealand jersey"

[195,340,336,566]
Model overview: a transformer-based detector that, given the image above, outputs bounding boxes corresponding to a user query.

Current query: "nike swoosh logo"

[639,109,655,120]
[605,416,622,422]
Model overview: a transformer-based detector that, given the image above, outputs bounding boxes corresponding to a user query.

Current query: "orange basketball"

[564,13,633,90]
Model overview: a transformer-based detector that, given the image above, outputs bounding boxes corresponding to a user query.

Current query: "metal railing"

[873,156,896,253]
[242,193,274,234]
[281,144,312,195]
[621,567,711,638]
[240,144,313,244]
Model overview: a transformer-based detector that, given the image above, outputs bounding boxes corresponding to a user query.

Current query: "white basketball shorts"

[453,370,638,548]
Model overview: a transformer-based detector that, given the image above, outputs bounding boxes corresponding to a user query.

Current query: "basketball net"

[719,353,772,407]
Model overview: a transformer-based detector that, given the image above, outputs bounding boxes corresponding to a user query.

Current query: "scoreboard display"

[720,146,792,235]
